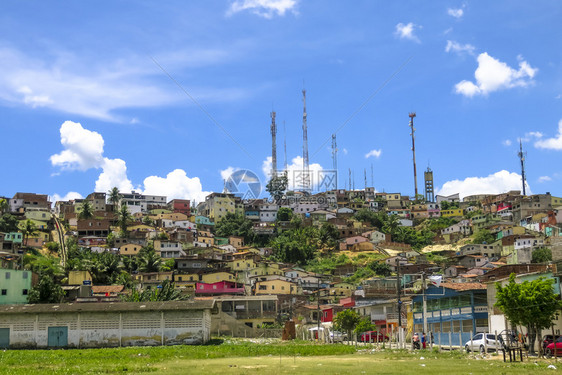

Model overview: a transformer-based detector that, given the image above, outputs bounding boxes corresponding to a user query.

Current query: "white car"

[330,331,347,342]
[464,333,503,353]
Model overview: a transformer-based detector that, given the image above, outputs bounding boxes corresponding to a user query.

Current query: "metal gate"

[0,328,9,348]
[48,326,68,347]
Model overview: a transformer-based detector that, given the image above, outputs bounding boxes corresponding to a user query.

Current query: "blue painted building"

[412,282,488,346]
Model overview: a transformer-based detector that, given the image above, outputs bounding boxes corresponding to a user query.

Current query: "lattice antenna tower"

[364,168,367,189]
[518,139,527,196]
[270,111,277,178]
[409,113,418,198]
[302,89,310,191]
[332,134,337,188]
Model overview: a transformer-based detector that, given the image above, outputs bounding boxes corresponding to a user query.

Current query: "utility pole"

[422,272,427,334]
[518,139,527,196]
[283,121,288,171]
[396,258,402,328]
[409,113,418,198]
[270,111,277,178]
[317,276,321,340]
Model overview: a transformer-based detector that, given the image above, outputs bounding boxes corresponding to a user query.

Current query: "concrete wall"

[0,309,211,348]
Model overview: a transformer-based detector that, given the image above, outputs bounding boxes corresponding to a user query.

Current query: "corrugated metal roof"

[0,300,214,314]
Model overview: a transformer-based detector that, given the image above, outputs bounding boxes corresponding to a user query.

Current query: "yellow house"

[68,270,92,286]
[200,272,236,284]
[255,279,301,295]
[250,262,284,277]
[175,273,199,283]
[552,196,562,207]
[229,257,257,272]
[441,208,464,218]
[330,282,355,297]
[158,213,189,221]
[127,224,153,232]
[119,243,142,256]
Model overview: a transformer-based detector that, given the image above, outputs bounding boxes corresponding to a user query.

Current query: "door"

[0,328,9,348]
[48,326,68,347]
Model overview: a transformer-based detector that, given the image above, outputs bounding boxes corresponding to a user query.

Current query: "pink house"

[195,281,245,295]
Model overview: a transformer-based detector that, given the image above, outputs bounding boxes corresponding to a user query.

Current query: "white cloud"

[227,0,298,19]
[455,53,537,97]
[526,131,543,139]
[50,191,83,203]
[365,149,382,159]
[538,176,552,183]
[0,46,247,121]
[394,22,420,43]
[447,8,464,18]
[342,148,348,155]
[94,158,135,193]
[220,166,239,181]
[51,121,210,202]
[436,170,531,200]
[143,169,211,204]
[262,155,326,192]
[534,119,562,150]
[50,121,105,171]
[445,40,475,55]
[502,139,512,146]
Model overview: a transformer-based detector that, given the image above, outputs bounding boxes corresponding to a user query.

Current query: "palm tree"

[138,245,162,273]
[78,200,94,220]
[118,204,132,235]
[20,219,38,248]
[108,187,121,211]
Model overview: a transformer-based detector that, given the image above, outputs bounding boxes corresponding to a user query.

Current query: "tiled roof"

[440,282,486,291]
[92,285,125,294]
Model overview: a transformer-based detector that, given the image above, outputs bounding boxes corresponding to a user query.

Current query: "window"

[1,289,6,295]
[22,272,28,279]
[22,289,28,295]
[259,285,267,290]
[5,272,10,279]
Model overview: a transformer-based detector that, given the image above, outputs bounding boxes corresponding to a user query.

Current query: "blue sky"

[1,1,561,203]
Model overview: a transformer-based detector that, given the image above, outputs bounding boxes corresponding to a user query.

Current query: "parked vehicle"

[360,331,389,343]
[542,335,561,351]
[329,331,347,342]
[464,333,503,353]
[545,337,562,357]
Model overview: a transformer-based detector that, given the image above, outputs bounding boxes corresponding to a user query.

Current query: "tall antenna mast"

[371,163,374,187]
[302,89,310,191]
[364,168,367,189]
[283,121,288,170]
[518,139,527,195]
[409,113,418,198]
[270,111,277,178]
[348,169,352,192]
[332,134,337,189]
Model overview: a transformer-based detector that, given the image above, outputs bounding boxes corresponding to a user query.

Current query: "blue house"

[412,282,488,346]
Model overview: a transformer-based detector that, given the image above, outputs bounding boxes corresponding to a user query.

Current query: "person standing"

[422,332,426,349]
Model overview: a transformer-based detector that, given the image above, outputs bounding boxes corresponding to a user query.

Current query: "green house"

[0,269,33,304]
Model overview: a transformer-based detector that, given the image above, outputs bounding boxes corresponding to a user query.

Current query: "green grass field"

[0,339,559,374]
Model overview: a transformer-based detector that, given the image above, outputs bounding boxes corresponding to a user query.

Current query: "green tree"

[354,317,376,335]
[495,274,562,354]
[0,213,19,233]
[368,261,392,277]
[0,198,8,214]
[138,244,162,273]
[118,204,132,235]
[354,209,385,228]
[20,219,38,248]
[45,241,59,255]
[531,247,552,263]
[142,215,154,226]
[78,200,94,219]
[215,212,255,244]
[276,207,293,222]
[107,187,122,210]
[333,309,361,339]
[28,275,64,303]
[265,172,288,202]
[271,226,319,264]
[318,222,340,250]
[472,229,495,244]
[106,232,116,248]
[122,280,186,302]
